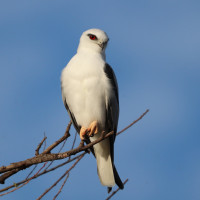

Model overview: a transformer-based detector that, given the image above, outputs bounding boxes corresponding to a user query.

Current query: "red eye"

[89,34,97,40]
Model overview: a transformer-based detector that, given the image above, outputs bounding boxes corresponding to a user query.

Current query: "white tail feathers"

[96,150,115,186]
[90,135,115,187]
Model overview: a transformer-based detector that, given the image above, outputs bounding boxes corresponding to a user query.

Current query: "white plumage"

[61,29,123,191]
[61,51,110,128]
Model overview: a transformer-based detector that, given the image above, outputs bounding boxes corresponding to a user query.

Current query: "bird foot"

[87,120,99,137]
[80,121,99,140]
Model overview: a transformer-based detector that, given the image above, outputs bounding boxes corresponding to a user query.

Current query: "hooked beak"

[98,41,108,50]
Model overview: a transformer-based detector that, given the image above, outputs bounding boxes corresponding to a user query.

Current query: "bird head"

[77,29,109,56]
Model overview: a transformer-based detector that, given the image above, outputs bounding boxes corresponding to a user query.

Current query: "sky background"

[0,0,200,199]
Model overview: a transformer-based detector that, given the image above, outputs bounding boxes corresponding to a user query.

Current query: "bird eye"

[89,34,97,40]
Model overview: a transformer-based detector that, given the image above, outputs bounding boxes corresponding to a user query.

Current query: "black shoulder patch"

[104,63,119,103]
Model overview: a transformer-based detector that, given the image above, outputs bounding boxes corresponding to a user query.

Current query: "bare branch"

[0,169,20,184]
[36,153,85,200]
[0,109,149,198]
[35,136,47,156]
[44,123,74,171]
[42,121,72,154]
[53,173,69,200]
[51,133,78,199]
[117,109,149,135]
[0,162,48,197]
[0,131,113,175]
[26,165,37,180]
[0,153,85,194]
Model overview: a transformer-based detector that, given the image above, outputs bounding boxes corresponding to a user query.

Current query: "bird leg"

[87,120,99,137]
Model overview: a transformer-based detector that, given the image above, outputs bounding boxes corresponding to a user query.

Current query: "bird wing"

[103,63,119,162]
[104,63,124,190]
[61,84,93,152]
[62,97,80,133]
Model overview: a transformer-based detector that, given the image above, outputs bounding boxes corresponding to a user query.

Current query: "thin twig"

[35,136,47,156]
[26,165,37,180]
[27,135,46,179]
[105,179,129,200]
[42,121,72,154]
[52,132,78,199]
[44,124,72,171]
[36,153,85,200]
[70,132,77,151]
[117,109,149,135]
[53,173,69,200]
[0,162,48,197]
[43,132,47,151]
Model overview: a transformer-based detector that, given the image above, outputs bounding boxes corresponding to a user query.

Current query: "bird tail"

[113,165,124,189]
[93,138,124,189]
[95,138,115,187]
[107,165,124,193]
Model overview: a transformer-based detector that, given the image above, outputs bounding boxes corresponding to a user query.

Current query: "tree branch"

[42,121,72,154]
[35,136,47,156]
[0,131,113,176]
[117,109,149,135]
[0,153,85,193]
[0,109,149,199]
[36,153,85,200]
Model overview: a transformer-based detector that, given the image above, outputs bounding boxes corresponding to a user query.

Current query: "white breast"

[61,52,111,128]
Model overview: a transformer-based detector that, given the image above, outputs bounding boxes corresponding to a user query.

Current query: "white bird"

[61,28,123,192]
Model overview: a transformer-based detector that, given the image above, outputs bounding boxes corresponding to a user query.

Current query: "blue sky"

[0,0,200,199]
